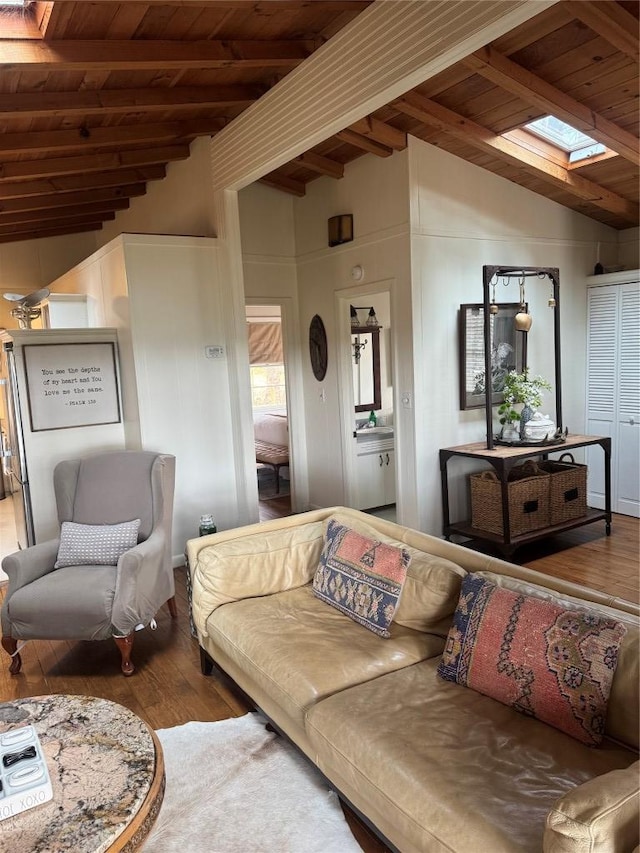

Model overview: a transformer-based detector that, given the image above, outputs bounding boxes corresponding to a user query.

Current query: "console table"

[439,434,611,556]
[0,694,165,852]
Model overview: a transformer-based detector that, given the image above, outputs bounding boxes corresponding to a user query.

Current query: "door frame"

[335,279,396,510]
[245,296,309,512]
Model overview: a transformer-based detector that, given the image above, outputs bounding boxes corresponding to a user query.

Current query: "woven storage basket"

[469,461,551,537]
[538,452,587,524]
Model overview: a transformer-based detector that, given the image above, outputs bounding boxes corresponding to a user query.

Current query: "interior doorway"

[336,281,397,523]
[245,304,292,519]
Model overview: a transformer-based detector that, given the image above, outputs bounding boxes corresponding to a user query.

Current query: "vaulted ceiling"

[0,0,637,244]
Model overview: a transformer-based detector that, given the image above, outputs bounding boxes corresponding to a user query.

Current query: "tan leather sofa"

[187,507,640,853]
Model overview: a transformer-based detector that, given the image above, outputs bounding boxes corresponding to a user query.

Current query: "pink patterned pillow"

[438,575,626,745]
[313,519,410,637]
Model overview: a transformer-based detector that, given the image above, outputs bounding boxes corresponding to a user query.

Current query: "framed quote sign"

[23,342,121,431]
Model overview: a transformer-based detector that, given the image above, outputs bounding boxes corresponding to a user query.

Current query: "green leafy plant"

[497,369,551,426]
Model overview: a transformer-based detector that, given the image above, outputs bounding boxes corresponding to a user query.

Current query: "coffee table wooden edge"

[108,729,166,852]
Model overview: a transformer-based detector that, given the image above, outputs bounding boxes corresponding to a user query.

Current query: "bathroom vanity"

[354,428,395,510]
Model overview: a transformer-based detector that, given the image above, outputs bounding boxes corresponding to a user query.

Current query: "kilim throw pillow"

[55,519,141,568]
[437,574,627,745]
[312,519,410,638]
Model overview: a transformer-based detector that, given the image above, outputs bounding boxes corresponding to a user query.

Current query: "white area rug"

[143,713,363,853]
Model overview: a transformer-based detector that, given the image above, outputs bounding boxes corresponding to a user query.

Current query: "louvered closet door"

[586,280,640,517]
[616,283,640,516]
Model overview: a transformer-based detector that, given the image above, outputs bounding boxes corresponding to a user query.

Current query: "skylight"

[0,1,27,6]
[524,116,608,163]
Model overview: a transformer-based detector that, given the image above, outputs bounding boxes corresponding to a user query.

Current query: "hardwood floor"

[258,493,292,521]
[510,512,639,605]
[0,510,636,853]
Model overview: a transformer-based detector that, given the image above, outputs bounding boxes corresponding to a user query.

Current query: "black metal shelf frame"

[482,265,561,450]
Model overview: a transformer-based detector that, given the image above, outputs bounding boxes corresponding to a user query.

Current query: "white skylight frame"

[524,115,611,164]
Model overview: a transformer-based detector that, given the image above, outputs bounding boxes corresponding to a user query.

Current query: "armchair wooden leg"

[166,596,178,619]
[114,634,135,677]
[1,637,22,675]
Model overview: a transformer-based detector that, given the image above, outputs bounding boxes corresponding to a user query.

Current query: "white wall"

[239,182,309,510]
[98,137,217,247]
[292,150,412,513]
[49,234,243,559]
[618,227,640,271]
[407,136,618,533]
[0,232,97,329]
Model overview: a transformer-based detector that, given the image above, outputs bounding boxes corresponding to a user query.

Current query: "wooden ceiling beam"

[259,174,306,197]
[0,86,261,120]
[294,151,344,179]
[0,184,147,215]
[0,213,115,238]
[0,122,221,157]
[395,92,638,222]
[464,45,640,165]
[564,1,639,59]
[43,1,370,7]
[0,224,102,245]
[0,199,130,226]
[336,129,393,157]
[348,116,407,151]
[0,145,191,182]
[0,165,167,200]
[0,40,312,71]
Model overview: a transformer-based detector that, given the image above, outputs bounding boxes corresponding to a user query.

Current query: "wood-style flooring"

[0,509,637,853]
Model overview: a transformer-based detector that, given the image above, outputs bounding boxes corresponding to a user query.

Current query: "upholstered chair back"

[54,450,168,542]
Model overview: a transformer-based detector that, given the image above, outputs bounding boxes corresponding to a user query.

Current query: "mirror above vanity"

[351,326,381,412]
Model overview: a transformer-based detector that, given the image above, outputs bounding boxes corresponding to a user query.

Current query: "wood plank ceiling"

[0,0,637,244]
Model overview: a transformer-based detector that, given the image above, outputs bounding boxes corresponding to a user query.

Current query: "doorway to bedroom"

[246,305,292,520]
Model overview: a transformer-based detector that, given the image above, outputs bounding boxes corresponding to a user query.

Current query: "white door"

[586,279,640,517]
[616,284,640,516]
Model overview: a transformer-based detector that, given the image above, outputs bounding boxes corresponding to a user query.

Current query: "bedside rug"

[143,712,362,853]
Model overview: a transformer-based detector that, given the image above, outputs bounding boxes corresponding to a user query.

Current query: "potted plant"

[497,369,552,440]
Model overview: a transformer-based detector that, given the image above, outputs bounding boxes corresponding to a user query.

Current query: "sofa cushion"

[313,519,410,638]
[54,519,140,568]
[476,570,640,750]
[438,574,626,746]
[544,760,640,853]
[206,585,444,730]
[191,521,324,637]
[325,511,466,633]
[305,659,636,853]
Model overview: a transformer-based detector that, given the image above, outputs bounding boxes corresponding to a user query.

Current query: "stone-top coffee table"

[0,694,165,852]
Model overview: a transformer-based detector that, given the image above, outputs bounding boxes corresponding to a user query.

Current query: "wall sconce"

[328,214,353,247]
[350,305,380,328]
[352,336,367,364]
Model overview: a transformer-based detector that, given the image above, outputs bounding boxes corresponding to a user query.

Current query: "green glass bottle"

[368,410,377,427]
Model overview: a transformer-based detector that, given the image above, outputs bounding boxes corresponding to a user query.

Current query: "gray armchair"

[1,450,176,676]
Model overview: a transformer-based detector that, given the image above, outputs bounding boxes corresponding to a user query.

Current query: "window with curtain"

[248,322,286,410]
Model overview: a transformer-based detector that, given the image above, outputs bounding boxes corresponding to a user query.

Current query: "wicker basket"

[469,461,551,537]
[538,453,587,524]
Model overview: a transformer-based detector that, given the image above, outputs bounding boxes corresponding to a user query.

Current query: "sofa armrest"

[544,761,639,853]
[188,518,324,639]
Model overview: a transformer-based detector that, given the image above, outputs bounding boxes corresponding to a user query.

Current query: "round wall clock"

[308,314,328,381]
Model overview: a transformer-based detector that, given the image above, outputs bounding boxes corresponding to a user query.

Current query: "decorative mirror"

[308,314,328,381]
[352,326,381,412]
[459,303,525,410]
